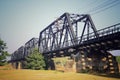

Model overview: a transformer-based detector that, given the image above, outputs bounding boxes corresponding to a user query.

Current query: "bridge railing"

[97,23,120,37]
[80,23,120,42]
[43,23,120,53]
[65,23,120,46]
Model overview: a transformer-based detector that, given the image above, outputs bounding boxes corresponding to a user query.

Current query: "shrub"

[24,49,46,70]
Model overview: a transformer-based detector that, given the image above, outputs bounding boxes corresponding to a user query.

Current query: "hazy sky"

[0,0,120,54]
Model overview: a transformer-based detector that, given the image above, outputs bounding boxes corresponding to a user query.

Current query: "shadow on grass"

[89,72,120,79]
[78,69,120,78]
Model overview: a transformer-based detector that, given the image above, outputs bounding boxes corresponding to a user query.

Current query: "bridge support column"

[76,52,89,73]
[11,61,22,69]
[12,62,18,69]
[75,50,119,74]
[72,58,77,72]
[11,62,16,69]
[21,61,26,69]
[106,53,119,74]
[44,56,55,70]
[17,62,22,69]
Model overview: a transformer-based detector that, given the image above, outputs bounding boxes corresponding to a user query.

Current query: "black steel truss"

[10,13,120,74]
[38,13,99,53]
[11,38,38,61]
[11,13,120,62]
[24,37,38,56]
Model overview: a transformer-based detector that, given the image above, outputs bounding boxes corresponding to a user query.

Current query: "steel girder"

[24,38,38,57]
[11,46,24,61]
[11,38,39,61]
[38,13,98,54]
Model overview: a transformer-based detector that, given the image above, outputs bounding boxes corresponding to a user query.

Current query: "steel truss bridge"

[11,38,38,68]
[11,13,120,74]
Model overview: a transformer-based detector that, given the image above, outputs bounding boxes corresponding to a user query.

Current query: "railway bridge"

[38,13,120,74]
[11,13,120,74]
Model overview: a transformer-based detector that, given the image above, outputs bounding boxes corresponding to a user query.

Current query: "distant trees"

[24,48,46,70]
[0,38,9,66]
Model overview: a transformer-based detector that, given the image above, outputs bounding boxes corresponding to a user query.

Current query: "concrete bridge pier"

[11,62,16,69]
[75,50,119,74]
[106,53,119,74]
[75,51,90,73]
[44,55,55,70]
[11,61,23,69]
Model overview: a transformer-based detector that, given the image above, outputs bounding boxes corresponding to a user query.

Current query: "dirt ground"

[0,70,120,80]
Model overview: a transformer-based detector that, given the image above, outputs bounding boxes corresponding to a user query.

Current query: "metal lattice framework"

[11,38,38,61]
[10,13,120,73]
[11,46,24,61]
[24,38,38,56]
[38,13,99,54]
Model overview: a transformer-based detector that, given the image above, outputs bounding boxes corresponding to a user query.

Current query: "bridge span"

[38,13,120,74]
[10,13,120,74]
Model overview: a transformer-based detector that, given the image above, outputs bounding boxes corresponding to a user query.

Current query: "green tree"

[25,49,46,70]
[0,38,9,66]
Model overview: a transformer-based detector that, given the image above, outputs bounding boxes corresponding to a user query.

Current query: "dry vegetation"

[0,64,120,80]
[0,64,14,70]
[0,69,120,80]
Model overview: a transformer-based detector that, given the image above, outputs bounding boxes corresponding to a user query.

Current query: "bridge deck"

[42,23,120,57]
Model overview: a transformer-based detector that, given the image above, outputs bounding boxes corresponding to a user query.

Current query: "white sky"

[0,0,120,55]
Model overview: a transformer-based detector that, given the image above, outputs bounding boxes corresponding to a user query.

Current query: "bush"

[24,49,46,70]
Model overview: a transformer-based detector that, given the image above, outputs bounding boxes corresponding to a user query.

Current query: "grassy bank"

[0,70,119,80]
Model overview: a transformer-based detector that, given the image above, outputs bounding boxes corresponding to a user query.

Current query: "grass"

[0,64,14,70]
[0,70,120,80]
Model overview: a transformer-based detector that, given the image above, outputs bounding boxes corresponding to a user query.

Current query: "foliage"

[0,38,9,66]
[25,48,46,70]
[116,56,120,63]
